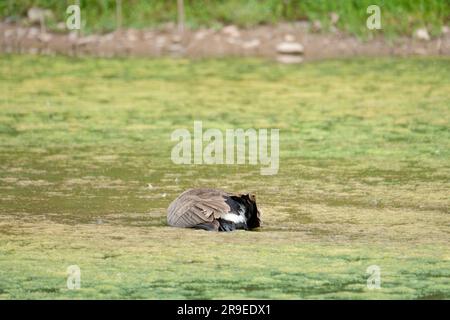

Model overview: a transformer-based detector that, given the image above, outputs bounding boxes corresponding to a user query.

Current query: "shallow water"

[0,55,449,299]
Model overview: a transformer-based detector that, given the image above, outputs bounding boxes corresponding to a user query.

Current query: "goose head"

[233,193,261,229]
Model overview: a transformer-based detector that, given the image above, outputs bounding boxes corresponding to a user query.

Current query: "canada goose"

[167,188,261,231]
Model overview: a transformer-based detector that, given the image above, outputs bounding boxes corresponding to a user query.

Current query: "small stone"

[162,193,167,198]
[172,34,182,43]
[68,31,78,42]
[330,12,339,25]
[16,28,26,38]
[126,30,138,42]
[442,26,449,34]
[194,30,209,40]
[312,20,322,32]
[103,33,114,42]
[170,43,184,55]
[226,37,239,45]
[155,36,166,48]
[27,27,40,38]
[147,183,153,189]
[4,30,14,38]
[38,32,52,42]
[242,39,260,49]
[77,35,98,45]
[414,28,430,41]
[276,42,304,54]
[284,34,295,42]
[222,25,240,38]
[161,22,176,31]
[144,32,154,40]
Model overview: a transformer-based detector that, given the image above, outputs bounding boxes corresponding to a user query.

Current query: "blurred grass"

[0,55,449,298]
[1,0,449,37]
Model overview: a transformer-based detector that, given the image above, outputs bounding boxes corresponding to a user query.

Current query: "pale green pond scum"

[0,55,449,299]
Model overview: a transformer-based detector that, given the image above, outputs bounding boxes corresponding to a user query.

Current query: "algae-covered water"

[0,55,449,299]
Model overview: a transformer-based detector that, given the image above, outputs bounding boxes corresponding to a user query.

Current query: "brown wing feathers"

[167,188,231,228]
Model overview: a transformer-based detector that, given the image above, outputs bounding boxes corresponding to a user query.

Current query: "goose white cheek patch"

[220,213,246,224]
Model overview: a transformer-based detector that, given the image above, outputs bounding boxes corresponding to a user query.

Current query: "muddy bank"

[1,21,450,61]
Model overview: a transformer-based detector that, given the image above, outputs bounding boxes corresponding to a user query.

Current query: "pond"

[0,55,449,298]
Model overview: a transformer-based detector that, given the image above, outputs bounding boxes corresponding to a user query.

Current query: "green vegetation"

[0,55,449,299]
[1,0,449,37]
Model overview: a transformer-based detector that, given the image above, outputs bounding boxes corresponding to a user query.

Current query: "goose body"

[167,188,261,231]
